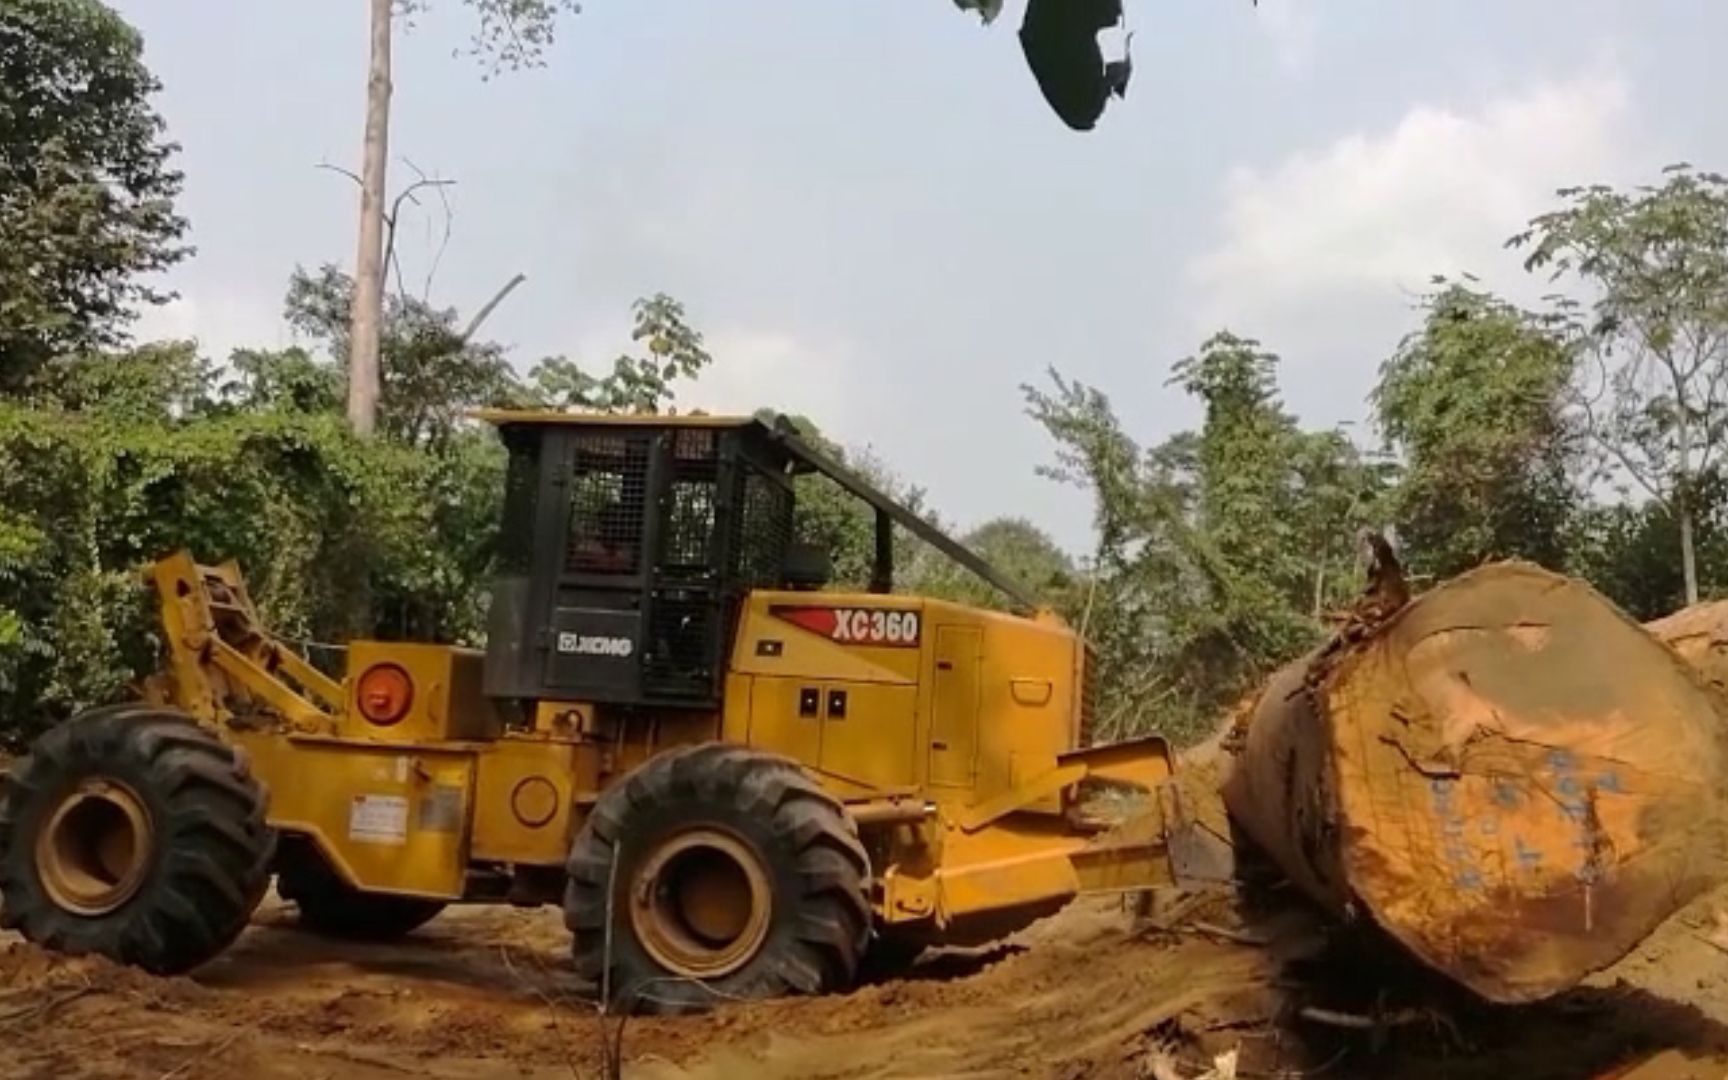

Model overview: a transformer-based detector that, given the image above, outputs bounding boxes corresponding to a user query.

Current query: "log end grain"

[1226,561,1728,1003]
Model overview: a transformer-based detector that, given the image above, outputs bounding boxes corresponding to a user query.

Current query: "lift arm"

[147,551,342,731]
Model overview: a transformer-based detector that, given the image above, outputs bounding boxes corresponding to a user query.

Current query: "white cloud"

[1183,73,1642,425]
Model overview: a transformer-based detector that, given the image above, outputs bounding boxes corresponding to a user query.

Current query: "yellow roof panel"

[471,409,759,429]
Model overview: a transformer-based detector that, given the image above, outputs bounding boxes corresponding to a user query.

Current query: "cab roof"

[472,409,760,430]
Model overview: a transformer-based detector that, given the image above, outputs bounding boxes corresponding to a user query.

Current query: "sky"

[115,0,1728,553]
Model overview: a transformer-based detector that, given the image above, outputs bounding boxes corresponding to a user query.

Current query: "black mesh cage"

[735,466,794,586]
[661,428,719,576]
[565,434,649,575]
[644,588,714,693]
[493,418,809,709]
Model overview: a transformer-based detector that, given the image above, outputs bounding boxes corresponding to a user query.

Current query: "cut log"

[1648,600,1728,697]
[1222,561,1728,1003]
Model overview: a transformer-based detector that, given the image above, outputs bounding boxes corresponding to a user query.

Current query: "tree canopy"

[1372,281,1579,579]
[1513,166,1728,603]
[0,0,188,391]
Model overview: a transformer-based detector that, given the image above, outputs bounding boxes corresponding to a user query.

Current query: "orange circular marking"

[356,664,414,725]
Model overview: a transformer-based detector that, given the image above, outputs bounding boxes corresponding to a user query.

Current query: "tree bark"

[1681,503,1701,606]
[346,0,393,438]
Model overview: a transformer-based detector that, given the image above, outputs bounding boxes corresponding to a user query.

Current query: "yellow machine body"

[146,545,1183,937]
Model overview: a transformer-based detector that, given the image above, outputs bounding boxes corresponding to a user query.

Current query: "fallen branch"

[1187,922,1270,948]
[0,983,96,1028]
[497,945,584,1080]
[156,1030,244,1080]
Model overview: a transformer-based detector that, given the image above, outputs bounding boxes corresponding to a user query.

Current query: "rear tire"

[0,704,273,974]
[276,840,445,940]
[564,743,870,1014]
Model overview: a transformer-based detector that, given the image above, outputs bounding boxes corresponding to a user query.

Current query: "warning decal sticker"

[349,794,409,845]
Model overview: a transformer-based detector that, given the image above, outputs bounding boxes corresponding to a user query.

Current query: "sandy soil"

[7,884,1728,1080]
[8,732,1728,1080]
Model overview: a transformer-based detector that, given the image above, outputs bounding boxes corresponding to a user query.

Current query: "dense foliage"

[1022,335,1387,744]
[0,259,715,744]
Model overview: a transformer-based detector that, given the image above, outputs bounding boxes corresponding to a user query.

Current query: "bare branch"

[461,272,528,342]
[404,158,457,303]
[315,160,363,187]
[382,173,455,304]
[1569,356,1671,507]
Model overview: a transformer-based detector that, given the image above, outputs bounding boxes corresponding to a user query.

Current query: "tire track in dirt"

[8,885,1728,1079]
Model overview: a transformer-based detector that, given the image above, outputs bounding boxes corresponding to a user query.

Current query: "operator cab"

[476,411,1035,710]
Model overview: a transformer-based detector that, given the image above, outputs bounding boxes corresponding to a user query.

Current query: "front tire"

[0,705,274,974]
[564,743,870,1014]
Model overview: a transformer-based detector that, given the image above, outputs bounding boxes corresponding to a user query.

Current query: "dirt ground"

[7,883,1728,1080]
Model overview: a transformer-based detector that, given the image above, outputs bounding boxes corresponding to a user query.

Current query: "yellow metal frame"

[149,552,341,731]
[141,549,1192,927]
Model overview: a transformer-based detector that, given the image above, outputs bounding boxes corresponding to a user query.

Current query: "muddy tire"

[276,839,445,939]
[0,704,273,974]
[564,743,870,1014]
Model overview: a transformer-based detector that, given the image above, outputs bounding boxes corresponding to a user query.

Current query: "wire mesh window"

[645,589,714,694]
[735,467,793,587]
[566,434,648,575]
[662,429,720,575]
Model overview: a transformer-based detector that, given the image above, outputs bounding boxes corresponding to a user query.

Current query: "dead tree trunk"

[346,0,393,438]
[1223,561,1728,1004]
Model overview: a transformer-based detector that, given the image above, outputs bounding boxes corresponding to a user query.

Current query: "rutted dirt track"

[10,888,1728,1080]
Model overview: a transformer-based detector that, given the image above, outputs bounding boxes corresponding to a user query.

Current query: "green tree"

[1512,165,1728,604]
[286,265,519,448]
[0,0,189,390]
[1023,335,1385,745]
[760,412,943,592]
[223,347,344,416]
[905,517,1076,610]
[528,294,714,414]
[28,341,211,423]
[1372,281,1579,579]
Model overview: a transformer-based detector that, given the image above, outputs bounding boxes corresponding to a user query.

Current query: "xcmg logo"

[556,632,635,658]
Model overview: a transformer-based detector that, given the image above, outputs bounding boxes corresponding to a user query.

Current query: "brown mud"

[6,884,1728,1080]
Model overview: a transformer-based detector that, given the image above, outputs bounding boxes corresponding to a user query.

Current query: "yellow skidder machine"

[0,412,1216,1012]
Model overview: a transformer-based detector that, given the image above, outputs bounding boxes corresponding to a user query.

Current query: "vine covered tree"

[1373,281,1580,579]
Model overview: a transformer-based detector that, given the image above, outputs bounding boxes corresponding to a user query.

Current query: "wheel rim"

[35,778,154,916]
[629,827,773,980]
